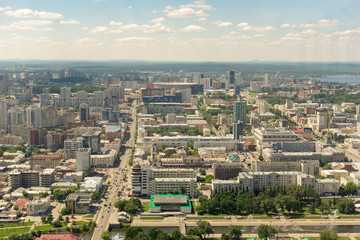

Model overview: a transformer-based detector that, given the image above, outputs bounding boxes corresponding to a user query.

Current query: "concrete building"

[82,130,101,154]
[76,148,91,172]
[213,163,243,180]
[80,103,90,122]
[317,109,329,132]
[64,139,83,159]
[149,194,192,214]
[26,196,51,216]
[212,171,340,195]
[65,193,92,214]
[39,169,55,188]
[8,169,55,189]
[0,99,8,133]
[252,160,319,176]
[254,127,300,152]
[234,100,247,125]
[30,154,62,169]
[149,178,197,197]
[80,177,103,192]
[26,105,43,128]
[91,149,117,168]
[0,74,9,93]
[321,169,349,181]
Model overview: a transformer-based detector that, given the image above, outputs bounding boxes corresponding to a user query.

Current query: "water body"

[317,75,360,84]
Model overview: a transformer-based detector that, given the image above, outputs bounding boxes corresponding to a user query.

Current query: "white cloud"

[0,20,53,31]
[90,22,173,34]
[150,17,165,24]
[280,19,339,28]
[4,9,63,19]
[164,0,212,18]
[60,19,80,25]
[128,6,132,9]
[212,21,233,27]
[75,38,104,47]
[0,6,11,12]
[89,26,122,34]
[238,22,276,32]
[180,25,206,32]
[152,10,158,14]
[332,28,360,36]
[116,37,156,45]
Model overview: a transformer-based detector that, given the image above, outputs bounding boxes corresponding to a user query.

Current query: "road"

[92,101,137,240]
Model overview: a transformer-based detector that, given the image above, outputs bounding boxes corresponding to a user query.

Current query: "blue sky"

[0,0,359,61]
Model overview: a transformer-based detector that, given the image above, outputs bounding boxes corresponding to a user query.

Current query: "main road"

[92,101,137,240]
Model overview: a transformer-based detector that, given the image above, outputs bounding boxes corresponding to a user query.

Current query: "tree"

[14,205,19,211]
[258,155,264,161]
[22,190,29,198]
[197,221,214,238]
[171,230,182,240]
[41,215,47,223]
[115,199,128,211]
[130,198,142,209]
[124,202,139,214]
[92,191,99,200]
[319,201,331,215]
[65,216,69,224]
[228,225,242,240]
[102,230,111,240]
[257,224,277,239]
[344,182,357,195]
[47,214,54,224]
[199,169,206,176]
[221,234,230,240]
[180,185,186,195]
[52,220,62,228]
[204,175,214,184]
[309,202,316,214]
[125,227,143,240]
[61,207,72,215]
[148,227,162,240]
[58,215,63,221]
[322,164,333,170]
[337,198,355,214]
[320,230,338,240]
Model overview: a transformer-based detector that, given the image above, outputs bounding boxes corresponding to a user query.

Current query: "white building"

[26,196,51,216]
[91,149,117,168]
[80,177,103,192]
[76,148,91,172]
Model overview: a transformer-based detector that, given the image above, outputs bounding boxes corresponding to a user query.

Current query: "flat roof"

[150,194,191,209]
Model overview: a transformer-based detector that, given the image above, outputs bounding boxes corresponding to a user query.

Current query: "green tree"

[125,227,143,240]
[257,224,277,239]
[115,199,128,211]
[322,164,333,170]
[102,230,111,240]
[148,227,162,240]
[92,191,99,200]
[124,202,139,214]
[22,190,29,198]
[344,182,358,195]
[171,230,182,240]
[337,198,355,214]
[52,220,62,228]
[258,155,264,161]
[61,207,72,215]
[41,215,47,223]
[197,220,214,238]
[228,225,242,240]
[47,214,54,224]
[320,230,338,240]
[14,205,19,211]
[65,216,69,224]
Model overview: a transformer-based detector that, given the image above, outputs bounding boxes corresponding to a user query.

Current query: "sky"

[0,0,359,62]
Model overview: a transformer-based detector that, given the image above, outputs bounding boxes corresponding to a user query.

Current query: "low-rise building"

[149,194,192,214]
[65,193,92,214]
[213,163,243,180]
[80,177,103,192]
[91,149,117,168]
[321,169,349,181]
[149,178,197,197]
[26,196,51,216]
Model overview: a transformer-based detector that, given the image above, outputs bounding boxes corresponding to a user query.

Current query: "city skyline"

[0,0,359,61]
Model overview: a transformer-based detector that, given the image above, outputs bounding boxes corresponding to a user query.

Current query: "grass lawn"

[83,214,95,218]
[0,227,31,237]
[0,221,34,228]
[140,217,164,220]
[187,216,224,220]
[142,202,150,212]
[72,220,90,225]
[34,224,55,231]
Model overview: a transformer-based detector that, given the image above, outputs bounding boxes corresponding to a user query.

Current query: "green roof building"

[149,194,192,214]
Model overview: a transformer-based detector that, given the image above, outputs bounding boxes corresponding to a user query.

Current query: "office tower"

[26,105,43,128]
[317,109,329,132]
[60,87,71,107]
[0,74,9,93]
[192,72,203,83]
[0,99,8,133]
[42,106,58,128]
[235,72,243,86]
[233,121,244,140]
[76,148,91,172]
[80,103,90,122]
[227,71,235,85]
[264,74,269,85]
[258,100,270,114]
[82,130,101,154]
[234,100,247,125]
[8,107,24,126]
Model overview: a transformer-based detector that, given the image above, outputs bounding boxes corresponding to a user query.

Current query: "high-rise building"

[80,103,89,122]
[264,74,269,85]
[317,109,329,131]
[233,100,247,125]
[8,107,25,126]
[60,87,72,107]
[227,71,235,85]
[0,99,8,133]
[233,121,243,140]
[26,105,42,128]
[0,74,9,93]
[82,130,101,154]
[76,148,91,172]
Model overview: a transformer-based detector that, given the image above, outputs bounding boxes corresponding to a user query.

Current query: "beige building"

[321,169,349,181]
[252,160,319,176]
[26,196,51,216]
[149,178,197,197]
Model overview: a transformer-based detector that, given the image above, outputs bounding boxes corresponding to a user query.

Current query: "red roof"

[34,234,80,240]
[15,198,29,207]
[292,129,305,133]
[246,140,255,146]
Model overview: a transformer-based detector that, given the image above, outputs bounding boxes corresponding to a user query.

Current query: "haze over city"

[0,0,360,61]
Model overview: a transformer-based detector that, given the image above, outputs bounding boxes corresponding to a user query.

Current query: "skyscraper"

[26,105,42,128]
[80,103,89,122]
[0,99,8,133]
[227,71,235,85]
[317,109,329,132]
[0,74,9,93]
[233,100,247,125]
[76,148,91,172]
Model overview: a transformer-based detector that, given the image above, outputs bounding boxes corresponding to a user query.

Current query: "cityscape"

[0,1,360,240]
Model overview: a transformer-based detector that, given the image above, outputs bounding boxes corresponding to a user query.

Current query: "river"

[316,75,360,84]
